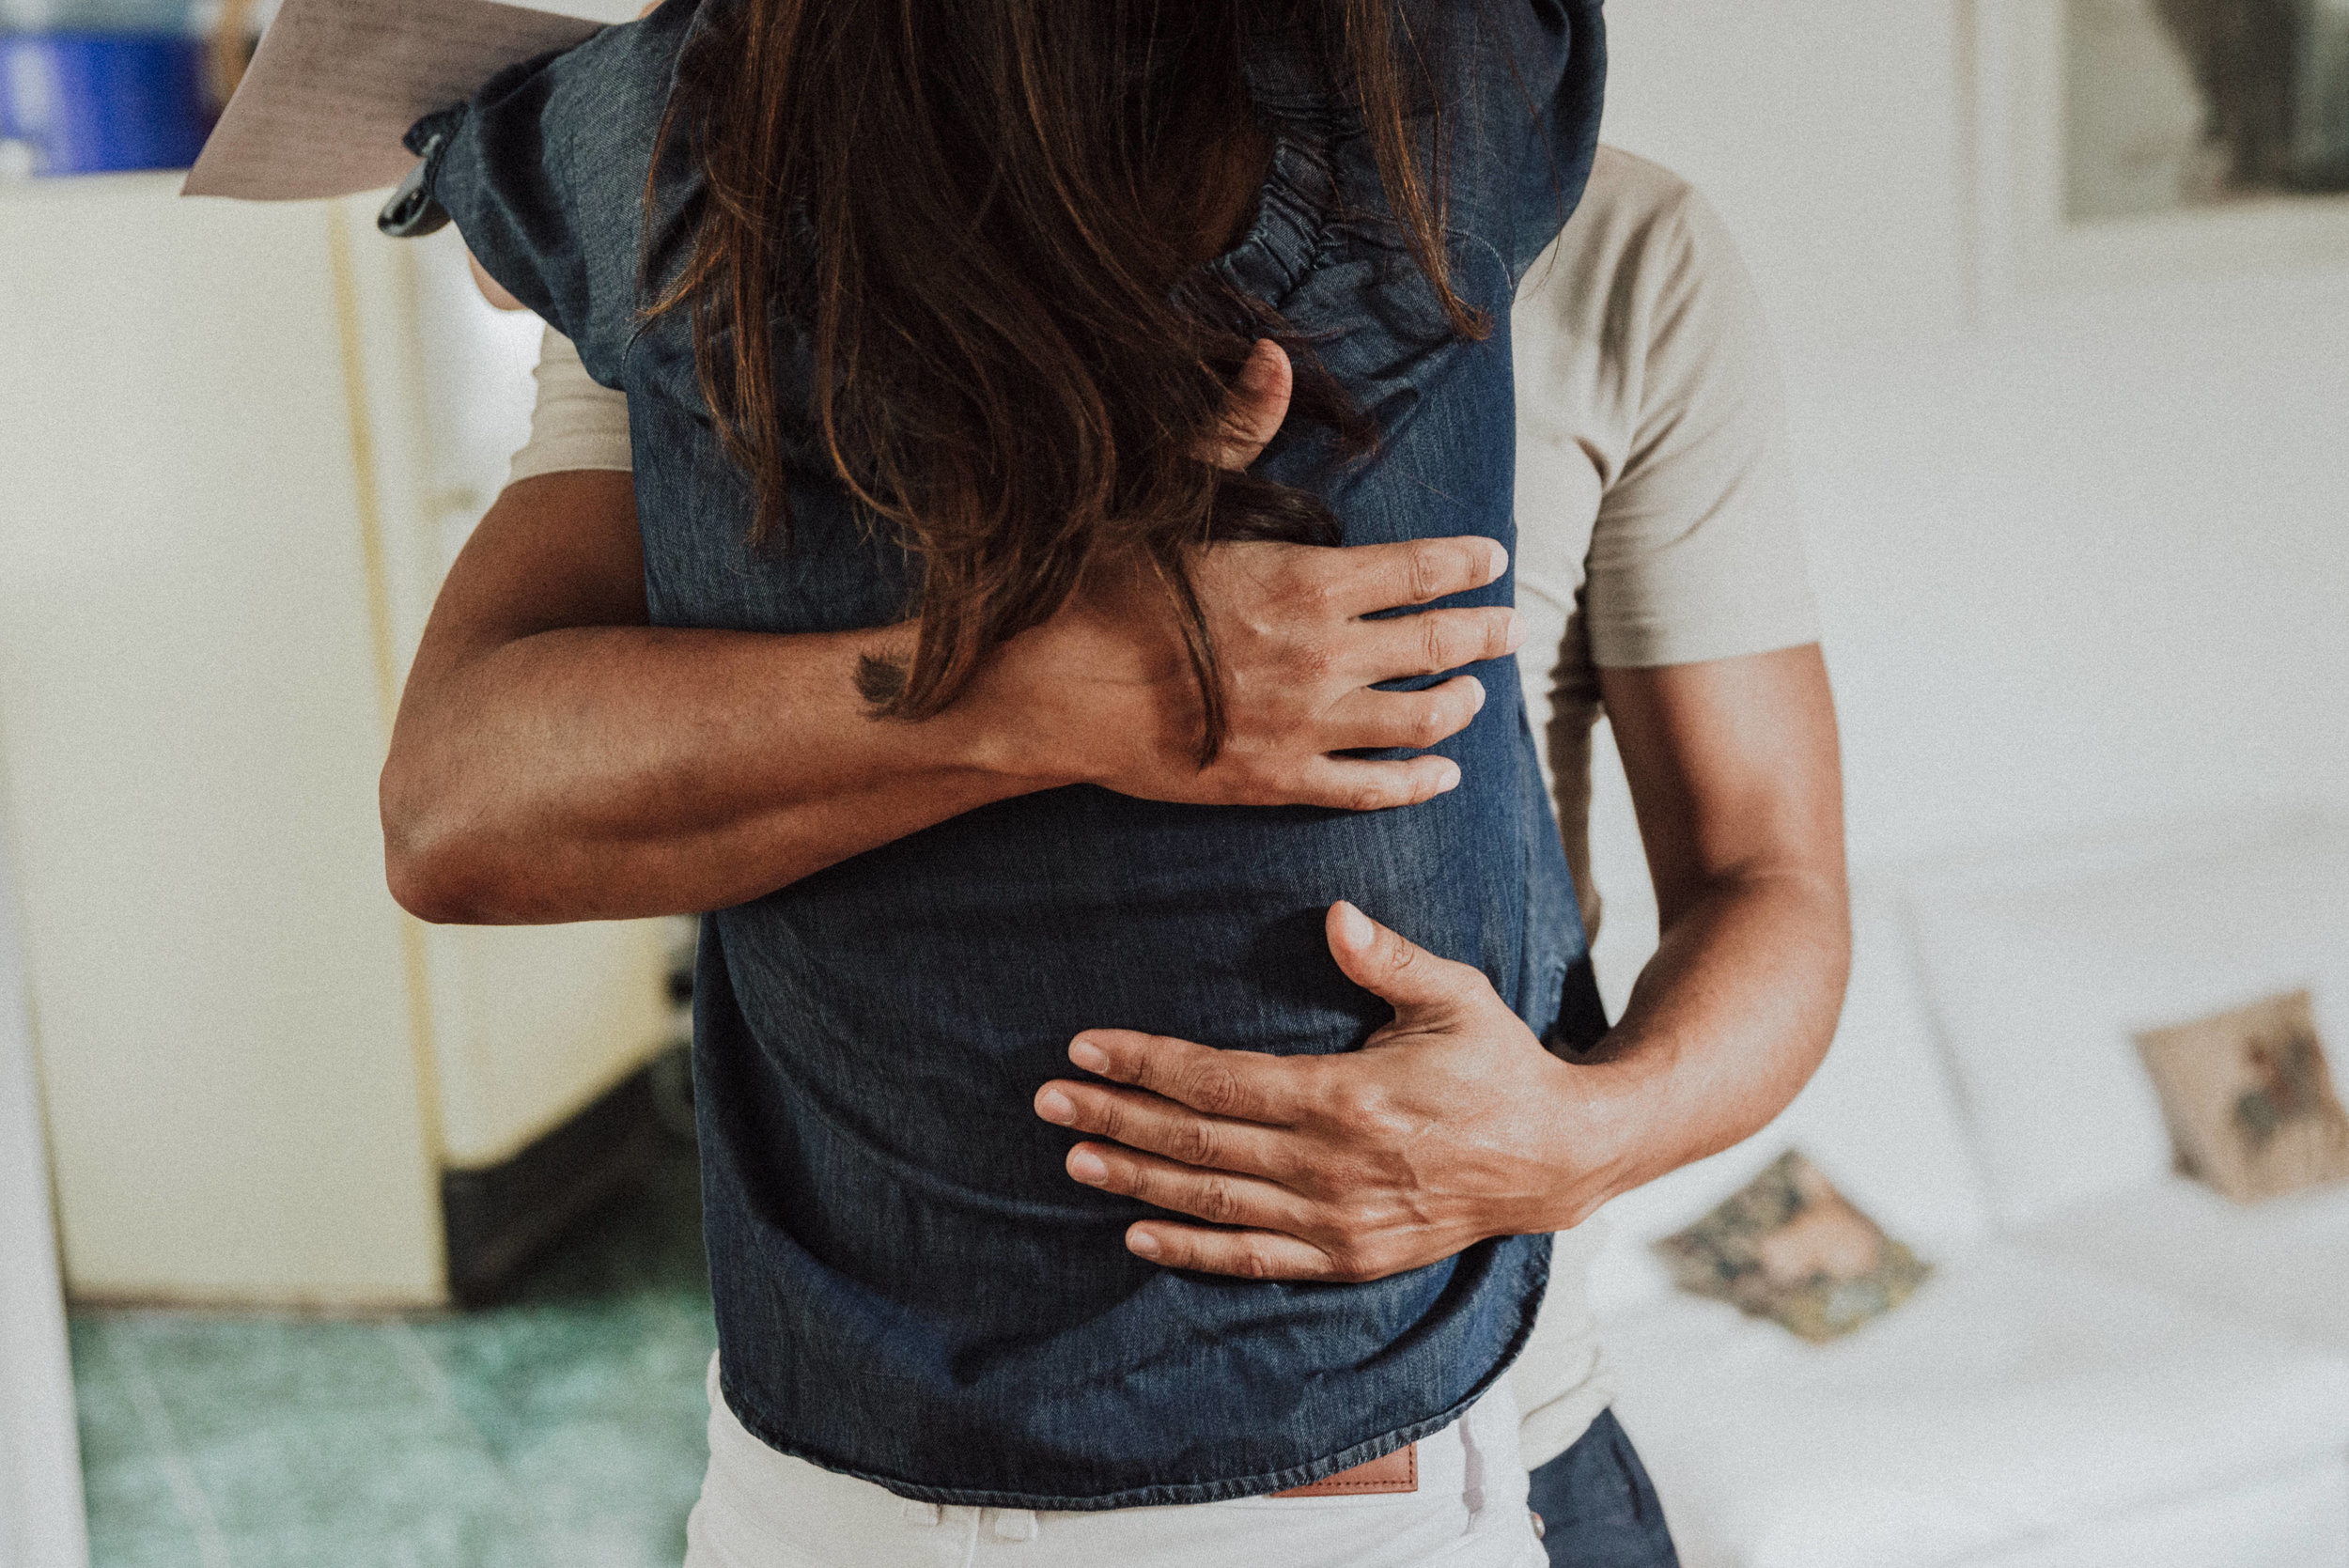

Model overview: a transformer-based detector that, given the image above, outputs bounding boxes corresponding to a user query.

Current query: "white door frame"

[0,838,87,1568]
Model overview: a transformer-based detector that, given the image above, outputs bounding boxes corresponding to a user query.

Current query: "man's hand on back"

[1028,646,1851,1282]
[1033,900,1621,1281]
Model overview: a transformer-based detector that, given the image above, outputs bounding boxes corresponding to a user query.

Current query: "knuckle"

[1169,1119,1219,1168]
[1234,1246,1281,1281]
[1197,1177,1244,1225]
[1340,1221,1407,1279]
[1324,1079,1387,1132]
[1177,1058,1244,1116]
[1346,779,1394,814]
[1409,704,1452,750]
[1233,766,1286,806]
[1383,938,1422,983]
[1407,543,1440,603]
[1419,614,1454,671]
[1128,1050,1178,1097]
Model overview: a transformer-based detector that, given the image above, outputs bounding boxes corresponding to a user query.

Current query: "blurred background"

[3,2,2347,1566]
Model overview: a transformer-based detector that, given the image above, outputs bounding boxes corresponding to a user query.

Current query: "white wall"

[1579,0,2349,990]
[0,835,86,1568]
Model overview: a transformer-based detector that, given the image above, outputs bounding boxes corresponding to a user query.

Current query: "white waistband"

[686,1354,1544,1568]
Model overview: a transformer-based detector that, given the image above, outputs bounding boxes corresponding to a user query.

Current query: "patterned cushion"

[2136,990,2349,1204]
[1654,1150,1930,1343]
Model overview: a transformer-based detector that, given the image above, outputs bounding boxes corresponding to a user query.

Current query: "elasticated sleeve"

[1497,0,1609,283]
[404,1,700,385]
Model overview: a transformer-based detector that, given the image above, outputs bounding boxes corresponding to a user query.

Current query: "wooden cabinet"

[0,174,674,1309]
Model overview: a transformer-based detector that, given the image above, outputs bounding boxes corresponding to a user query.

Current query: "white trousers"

[684,1357,1547,1568]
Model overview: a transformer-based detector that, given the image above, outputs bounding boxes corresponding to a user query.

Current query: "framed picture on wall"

[1972,0,2349,304]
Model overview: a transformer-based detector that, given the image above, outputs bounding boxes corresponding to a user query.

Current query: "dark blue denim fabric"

[1527,1410,1683,1567]
[412,0,1607,1511]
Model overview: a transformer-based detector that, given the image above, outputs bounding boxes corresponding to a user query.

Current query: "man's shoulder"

[1576,146,1704,229]
[1518,147,1716,315]
[1514,146,1770,421]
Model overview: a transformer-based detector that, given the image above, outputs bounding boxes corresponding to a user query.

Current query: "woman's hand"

[964,342,1526,812]
[1034,902,1639,1281]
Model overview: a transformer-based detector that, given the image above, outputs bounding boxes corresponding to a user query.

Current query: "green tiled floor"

[70,1141,718,1568]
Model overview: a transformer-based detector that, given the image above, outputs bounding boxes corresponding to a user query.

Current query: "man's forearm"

[384,620,1045,924]
[1564,868,1850,1215]
[384,465,1517,925]
[1550,645,1851,1224]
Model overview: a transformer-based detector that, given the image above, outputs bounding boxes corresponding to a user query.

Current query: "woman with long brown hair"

[394,0,1606,1560]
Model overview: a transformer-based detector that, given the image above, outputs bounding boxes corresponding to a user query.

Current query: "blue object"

[420,0,1610,1513]
[1527,1410,1685,1567]
[0,31,212,176]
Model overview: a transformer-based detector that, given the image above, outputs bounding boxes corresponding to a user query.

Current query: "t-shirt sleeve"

[508,327,636,485]
[1580,181,1821,669]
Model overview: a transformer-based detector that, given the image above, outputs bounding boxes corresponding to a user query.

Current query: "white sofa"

[1587,816,2349,1568]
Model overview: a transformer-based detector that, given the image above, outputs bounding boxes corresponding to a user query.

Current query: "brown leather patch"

[1269,1442,1418,1497]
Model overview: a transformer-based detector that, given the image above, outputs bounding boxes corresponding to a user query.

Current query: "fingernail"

[1128,1231,1161,1258]
[1437,762,1462,794]
[1068,1148,1109,1183]
[1036,1088,1076,1124]
[1335,900,1375,947]
[1486,542,1508,581]
[1467,676,1486,713]
[1504,612,1526,652]
[1069,1038,1109,1072]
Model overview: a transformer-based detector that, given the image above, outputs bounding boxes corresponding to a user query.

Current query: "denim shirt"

[410,0,1607,1511]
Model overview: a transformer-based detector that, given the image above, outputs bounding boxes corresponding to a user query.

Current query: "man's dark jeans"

[1527,1409,1681,1567]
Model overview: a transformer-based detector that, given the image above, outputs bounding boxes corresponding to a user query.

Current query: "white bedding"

[1964,1451,2349,1568]
[1602,1242,2349,1568]
[2021,1173,2349,1348]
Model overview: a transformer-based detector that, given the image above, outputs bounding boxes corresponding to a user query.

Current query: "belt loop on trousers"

[985,1508,1039,1542]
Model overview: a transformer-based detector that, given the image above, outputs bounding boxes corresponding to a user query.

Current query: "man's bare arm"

[1030,644,1850,1280]
[381,470,1019,923]
[1573,644,1849,1189]
[381,469,1525,925]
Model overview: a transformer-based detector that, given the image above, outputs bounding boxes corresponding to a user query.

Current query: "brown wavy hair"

[649,0,1485,756]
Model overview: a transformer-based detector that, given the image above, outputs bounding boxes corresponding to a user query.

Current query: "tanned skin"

[387,353,1846,1287]
[395,0,1850,1280]
[382,346,1522,924]
[1035,646,1849,1281]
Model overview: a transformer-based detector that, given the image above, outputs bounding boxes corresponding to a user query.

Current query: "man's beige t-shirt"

[502,146,1819,1466]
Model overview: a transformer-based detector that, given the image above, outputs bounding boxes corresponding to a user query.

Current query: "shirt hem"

[714,1240,1554,1512]
[1588,617,1823,672]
